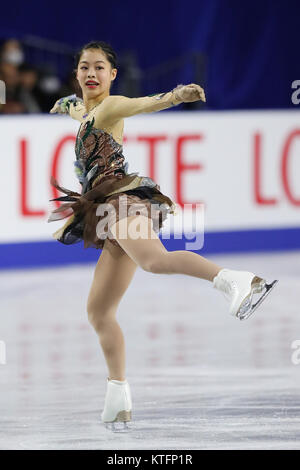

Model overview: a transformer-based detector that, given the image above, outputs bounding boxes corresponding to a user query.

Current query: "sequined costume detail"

[48,117,176,250]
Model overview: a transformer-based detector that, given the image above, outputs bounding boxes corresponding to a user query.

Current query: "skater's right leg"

[87,238,137,381]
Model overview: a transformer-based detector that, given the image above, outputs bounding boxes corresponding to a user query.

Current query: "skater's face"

[76,49,117,98]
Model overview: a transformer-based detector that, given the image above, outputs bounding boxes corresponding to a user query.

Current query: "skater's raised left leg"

[110,215,278,320]
[110,215,223,281]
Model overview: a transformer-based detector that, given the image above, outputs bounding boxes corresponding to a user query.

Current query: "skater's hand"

[172,83,206,103]
[50,94,83,114]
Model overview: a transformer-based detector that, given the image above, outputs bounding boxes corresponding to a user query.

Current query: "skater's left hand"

[173,83,206,103]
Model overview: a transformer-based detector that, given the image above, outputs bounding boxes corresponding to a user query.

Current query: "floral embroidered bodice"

[74,117,129,192]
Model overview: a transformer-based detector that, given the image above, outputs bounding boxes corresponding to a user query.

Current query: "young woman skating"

[49,41,277,430]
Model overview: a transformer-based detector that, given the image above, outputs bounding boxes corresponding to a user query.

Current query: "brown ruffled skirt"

[48,173,177,251]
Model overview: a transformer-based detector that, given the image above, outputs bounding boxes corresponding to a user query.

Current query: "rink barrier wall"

[0,226,299,270]
[1,112,299,269]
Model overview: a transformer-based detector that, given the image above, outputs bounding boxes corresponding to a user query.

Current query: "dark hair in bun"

[74,41,117,70]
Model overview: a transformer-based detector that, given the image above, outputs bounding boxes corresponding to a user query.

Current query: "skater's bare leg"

[108,215,278,323]
[110,215,222,281]
[87,238,137,381]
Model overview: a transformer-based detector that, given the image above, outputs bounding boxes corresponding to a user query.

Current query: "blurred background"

[1,0,299,115]
[0,0,300,450]
[1,0,299,268]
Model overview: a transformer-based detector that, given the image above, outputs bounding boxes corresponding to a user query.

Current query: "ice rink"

[0,250,299,450]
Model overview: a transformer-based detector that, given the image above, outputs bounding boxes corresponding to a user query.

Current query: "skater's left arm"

[96,83,206,126]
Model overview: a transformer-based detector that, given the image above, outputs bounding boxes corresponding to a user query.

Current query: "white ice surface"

[0,250,299,450]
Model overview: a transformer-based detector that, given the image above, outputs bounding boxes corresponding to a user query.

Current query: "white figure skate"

[213,268,278,320]
[101,378,132,431]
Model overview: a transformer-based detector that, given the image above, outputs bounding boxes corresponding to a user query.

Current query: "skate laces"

[217,276,236,301]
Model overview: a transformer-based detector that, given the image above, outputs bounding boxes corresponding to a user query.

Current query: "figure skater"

[48,41,278,431]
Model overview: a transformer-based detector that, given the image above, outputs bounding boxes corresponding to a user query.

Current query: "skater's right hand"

[172,83,206,103]
[50,94,83,114]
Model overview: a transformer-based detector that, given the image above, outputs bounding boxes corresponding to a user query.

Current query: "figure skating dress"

[47,90,182,251]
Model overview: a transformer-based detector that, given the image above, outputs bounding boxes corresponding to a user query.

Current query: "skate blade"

[237,279,278,321]
[103,410,131,432]
[104,421,131,432]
